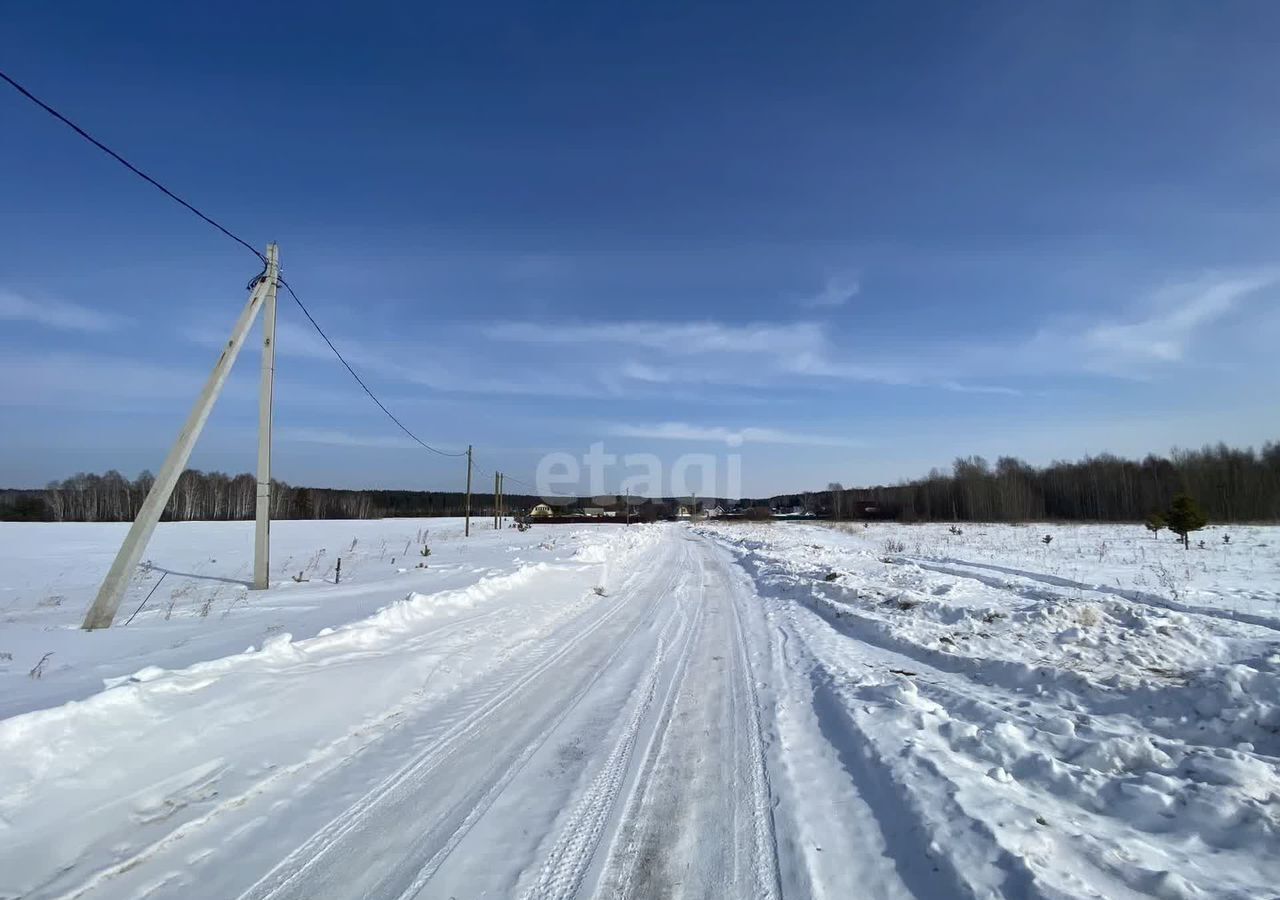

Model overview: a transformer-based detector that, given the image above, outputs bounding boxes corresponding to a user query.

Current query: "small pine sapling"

[1144,513,1166,538]
[1165,493,1208,550]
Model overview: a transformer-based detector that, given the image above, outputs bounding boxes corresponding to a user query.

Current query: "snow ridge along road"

[2,518,1278,898]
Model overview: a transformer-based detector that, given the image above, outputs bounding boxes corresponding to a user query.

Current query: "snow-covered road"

[2,519,1278,898]
[2,524,783,900]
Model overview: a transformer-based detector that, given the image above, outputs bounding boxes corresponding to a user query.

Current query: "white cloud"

[1072,271,1278,374]
[939,381,1024,396]
[488,317,1020,394]
[0,352,205,408]
[276,427,419,449]
[173,268,1277,409]
[0,290,121,332]
[609,421,862,448]
[797,272,860,309]
[486,320,826,355]
[619,361,673,383]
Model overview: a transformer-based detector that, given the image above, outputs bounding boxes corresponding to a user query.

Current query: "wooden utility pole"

[494,472,500,530]
[253,245,280,589]
[498,473,504,529]
[464,445,473,537]
[83,244,279,630]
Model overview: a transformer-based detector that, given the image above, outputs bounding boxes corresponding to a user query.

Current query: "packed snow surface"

[1,517,1277,898]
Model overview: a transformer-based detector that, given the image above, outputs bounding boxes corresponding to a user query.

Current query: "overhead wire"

[278,278,467,458]
[0,69,265,263]
[1,67,517,475]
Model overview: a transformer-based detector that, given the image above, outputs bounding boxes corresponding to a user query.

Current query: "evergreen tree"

[1165,494,1207,549]
[1144,512,1166,537]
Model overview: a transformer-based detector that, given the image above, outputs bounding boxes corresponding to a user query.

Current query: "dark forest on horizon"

[2,441,1278,524]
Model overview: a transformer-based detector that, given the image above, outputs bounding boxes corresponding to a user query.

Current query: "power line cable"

[279,278,466,458]
[0,69,265,262]
[2,68,474,463]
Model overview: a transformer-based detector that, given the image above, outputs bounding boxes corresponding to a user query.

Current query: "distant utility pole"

[83,244,280,630]
[494,472,500,530]
[464,445,473,537]
[626,488,632,526]
[498,473,505,529]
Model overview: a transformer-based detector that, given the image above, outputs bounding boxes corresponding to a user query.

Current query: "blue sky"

[2,1,1278,497]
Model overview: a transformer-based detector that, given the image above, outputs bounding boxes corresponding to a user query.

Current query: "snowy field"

[0,517,1277,898]
[701,520,1280,900]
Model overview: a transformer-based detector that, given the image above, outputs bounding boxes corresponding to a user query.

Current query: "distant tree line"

[0,469,540,523]
[816,442,1280,523]
[3,441,1277,524]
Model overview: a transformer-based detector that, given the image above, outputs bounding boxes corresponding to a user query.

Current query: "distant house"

[677,505,693,518]
[705,505,726,518]
[529,503,554,518]
[582,507,605,518]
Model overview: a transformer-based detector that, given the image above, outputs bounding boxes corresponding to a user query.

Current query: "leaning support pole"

[252,245,280,589]
[82,245,278,630]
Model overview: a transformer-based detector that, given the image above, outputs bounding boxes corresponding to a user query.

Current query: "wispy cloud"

[182,317,598,399]
[493,317,1024,394]
[0,290,121,332]
[0,352,205,408]
[796,272,860,309]
[486,320,825,355]
[939,380,1024,396]
[172,269,1276,411]
[276,427,419,449]
[1066,271,1278,375]
[609,421,862,448]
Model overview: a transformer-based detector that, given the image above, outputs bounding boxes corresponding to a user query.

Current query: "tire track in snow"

[238,536,684,900]
[517,545,702,900]
[777,579,1147,899]
[720,543,784,899]
[395,542,697,899]
[713,530,1038,898]
[595,549,710,899]
[41,565,619,900]
[805,660,1043,900]
[898,556,1280,634]
[595,535,782,900]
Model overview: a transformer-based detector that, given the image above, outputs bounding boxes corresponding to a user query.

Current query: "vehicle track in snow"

[26,527,792,900]
[517,549,704,900]
[594,536,782,900]
[239,539,690,900]
[40,563,624,896]
[707,523,1280,900]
